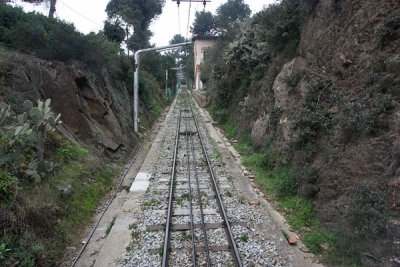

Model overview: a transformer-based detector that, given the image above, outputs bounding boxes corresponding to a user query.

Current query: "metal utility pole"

[165,69,168,97]
[133,41,192,133]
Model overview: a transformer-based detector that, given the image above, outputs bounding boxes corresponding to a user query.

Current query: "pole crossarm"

[172,0,211,6]
[133,41,192,133]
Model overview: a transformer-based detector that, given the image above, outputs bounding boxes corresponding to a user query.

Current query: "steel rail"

[188,108,212,267]
[187,92,243,267]
[162,109,182,267]
[184,109,197,266]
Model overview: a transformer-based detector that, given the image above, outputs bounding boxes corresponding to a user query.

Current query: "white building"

[193,38,216,90]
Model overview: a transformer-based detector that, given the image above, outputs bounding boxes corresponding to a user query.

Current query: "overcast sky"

[13,0,275,46]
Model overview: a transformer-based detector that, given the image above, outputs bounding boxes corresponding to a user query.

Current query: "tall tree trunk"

[48,0,56,18]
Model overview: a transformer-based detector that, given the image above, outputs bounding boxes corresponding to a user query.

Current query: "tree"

[105,0,165,51]
[216,0,251,32]
[169,34,185,45]
[168,34,186,64]
[103,20,125,44]
[12,0,57,18]
[190,11,216,38]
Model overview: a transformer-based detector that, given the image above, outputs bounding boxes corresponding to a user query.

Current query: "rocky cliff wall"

[0,47,136,156]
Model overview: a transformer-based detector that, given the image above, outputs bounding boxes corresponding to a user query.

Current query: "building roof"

[192,35,219,41]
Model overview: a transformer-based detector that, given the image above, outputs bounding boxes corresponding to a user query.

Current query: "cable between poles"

[186,0,192,41]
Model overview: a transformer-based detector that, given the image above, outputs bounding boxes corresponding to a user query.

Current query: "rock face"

[223,0,400,265]
[1,51,136,155]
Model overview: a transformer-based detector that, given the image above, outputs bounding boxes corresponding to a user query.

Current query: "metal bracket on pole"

[133,41,192,133]
[172,0,211,6]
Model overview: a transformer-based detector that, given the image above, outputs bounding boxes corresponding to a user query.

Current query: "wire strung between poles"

[178,5,181,35]
[186,0,192,41]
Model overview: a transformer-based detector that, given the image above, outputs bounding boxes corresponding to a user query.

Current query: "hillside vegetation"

[200,0,400,266]
[0,3,173,266]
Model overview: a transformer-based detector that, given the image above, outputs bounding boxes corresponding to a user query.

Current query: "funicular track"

[161,89,243,267]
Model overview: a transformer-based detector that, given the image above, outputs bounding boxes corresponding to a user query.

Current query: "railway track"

[160,90,243,266]
[122,87,294,267]
[71,87,312,267]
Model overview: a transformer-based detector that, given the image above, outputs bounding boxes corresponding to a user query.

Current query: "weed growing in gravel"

[239,234,249,242]
[142,198,160,209]
[181,193,190,200]
[180,232,192,242]
[225,190,233,197]
[129,223,138,230]
[281,230,289,239]
[158,246,164,256]
[126,222,143,251]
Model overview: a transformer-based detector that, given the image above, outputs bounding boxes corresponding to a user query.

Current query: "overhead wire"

[57,0,101,27]
[185,0,192,41]
[178,5,181,35]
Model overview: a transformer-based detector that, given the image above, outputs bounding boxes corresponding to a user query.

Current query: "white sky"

[13,0,276,46]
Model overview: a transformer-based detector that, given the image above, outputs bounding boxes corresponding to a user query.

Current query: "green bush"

[57,145,88,162]
[349,180,387,235]
[304,230,361,266]
[279,196,319,230]
[303,230,334,254]
[339,93,392,141]
[0,232,45,267]
[0,4,121,69]
[274,168,299,196]
[221,122,237,138]
[225,0,313,75]
[0,170,17,205]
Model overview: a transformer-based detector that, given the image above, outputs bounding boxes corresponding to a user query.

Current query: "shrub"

[275,168,299,196]
[283,70,304,89]
[279,196,319,229]
[349,180,388,235]
[57,145,88,162]
[376,10,400,46]
[303,230,334,254]
[339,93,392,141]
[0,170,17,205]
[269,107,283,130]
[303,229,361,265]
[290,106,332,150]
[0,4,121,69]
[224,0,316,76]
[289,80,334,151]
